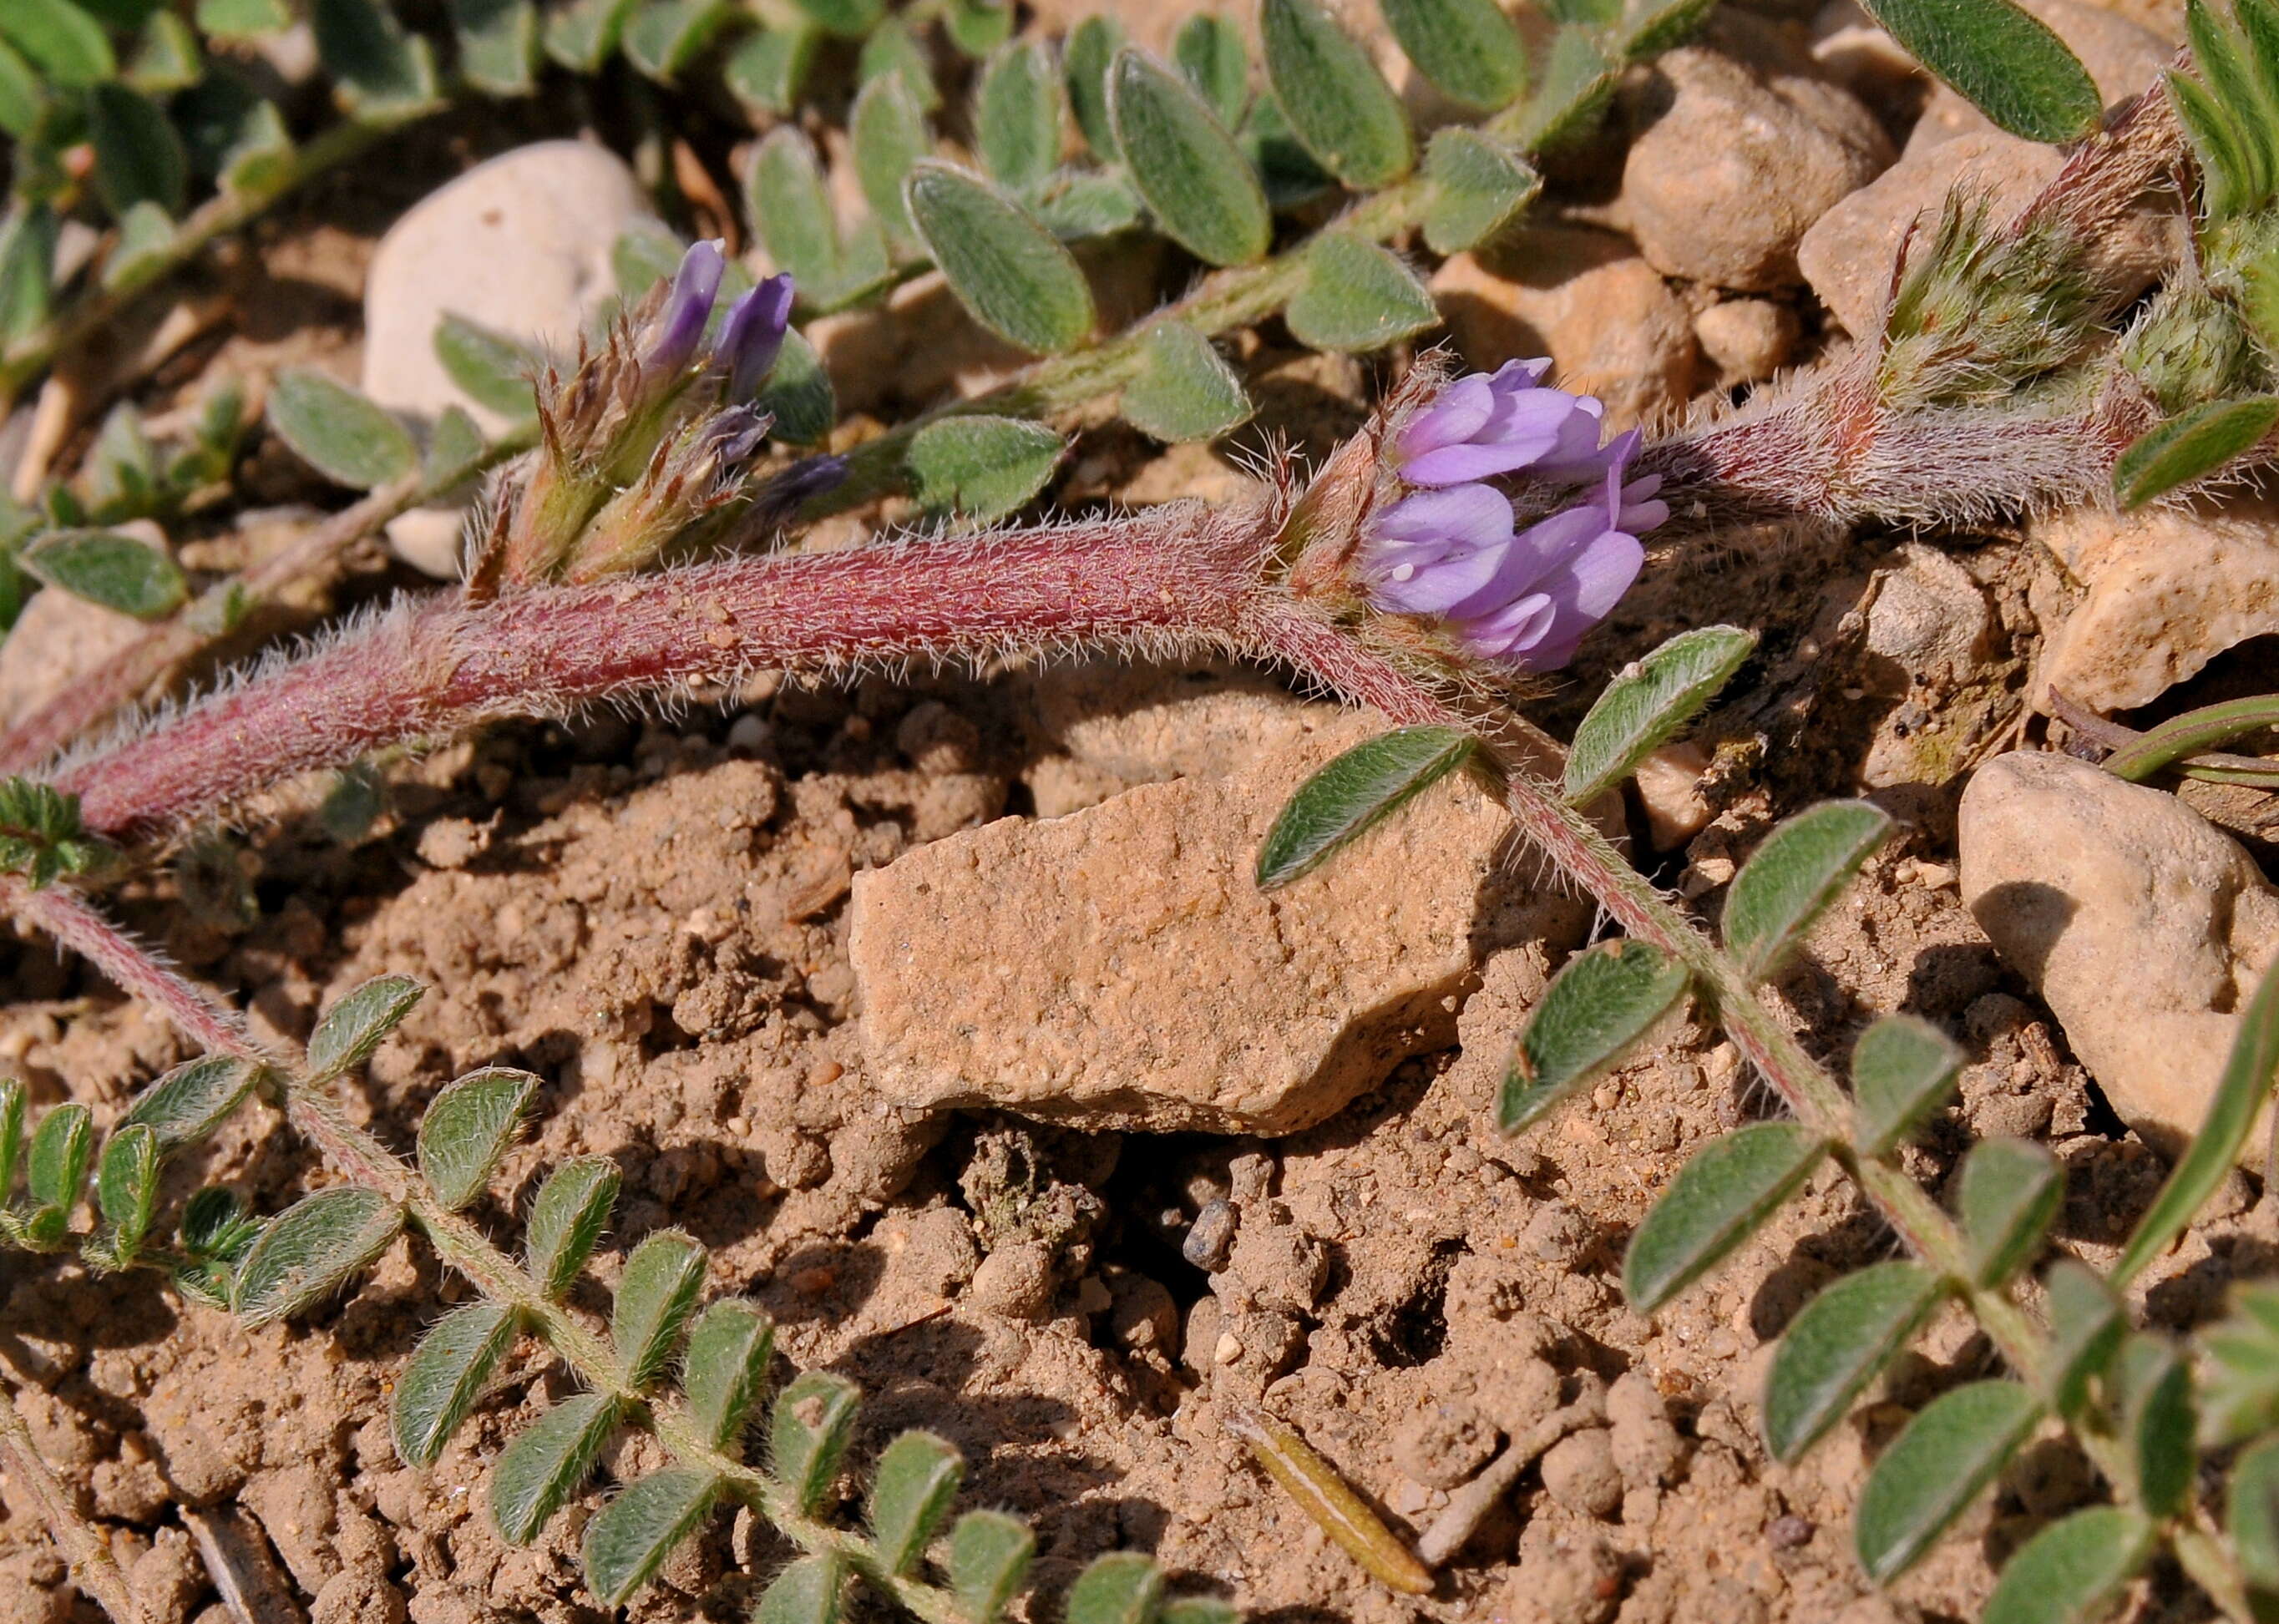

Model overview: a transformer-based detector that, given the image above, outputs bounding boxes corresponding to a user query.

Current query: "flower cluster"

[1361,360,1665,671]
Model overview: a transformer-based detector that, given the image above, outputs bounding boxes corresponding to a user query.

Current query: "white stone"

[1959,751,2279,1154]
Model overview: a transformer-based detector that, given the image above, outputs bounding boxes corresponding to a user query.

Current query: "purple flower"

[1360,420,1666,672]
[642,240,727,379]
[1395,357,1610,486]
[721,273,794,400]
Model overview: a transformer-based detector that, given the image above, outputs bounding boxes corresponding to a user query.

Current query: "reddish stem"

[58,508,1273,842]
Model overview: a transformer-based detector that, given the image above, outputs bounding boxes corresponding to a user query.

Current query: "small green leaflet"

[1108,48,1270,267]
[1982,1507,2155,1624]
[491,1391,622,1544]
[1856,0,2099,144]
[2114,396,2279,508]
[1762,1262,1947,1462]
[1499,938,1690,1132]
[1854,1379,2042,1581]
[1953,1137,2061,1288]
[2231,1434,2279,1591]
[1623,1121,1826,1313]
[416,1067,537,1211]
[1253,725,1476,889]
[121,1054,257,1148]
[232,1186,404,1326]
[867,1429,965,1574]
[23,529,187,620]
[772,1370,862,1515]
[268,370,418,489]
[680,1298,775,1451]
[582,1469,723,1605]
[1259,0,1413,190]
[1381,0,1530,112]
[947,1510,1035,1624]
[1721,800,1891,979]
[1850,1014,1961,1156]
[1284,234,1438,353]
[1563,625,1755,806]
[904,162,1095,356]
[392,1300,521,1467]
[1421,128,1541,255]
[906,417,1063,520]
[433,313,538,422]
[1122,321,1252,444]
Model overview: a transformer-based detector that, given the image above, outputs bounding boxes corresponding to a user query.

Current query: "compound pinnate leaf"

[392,1300,520,1467]
[433,314,538,422]
[612,1229,706,1389]
[94,1122,160,1258]
[868,1429,965,1574]
[757,1553,848,1624]
[1421,128,1540,255]
[1065,1553,1165,1624]
[1857,0,2099,143]
[0,0,114,86]
[1623,1122,1826,1313]
[1284,233,1438,352]
[26,1103,91,1210]
[2232,1435,2279,1590]
[947,1510,1035,1624]
[2117,1334,2195,1519]
[232,1186,403,1326]
[1110,48,1271,267]
[1851,1014,1962,1156]
[307,974,425,1080]
[2114,397,2279,507]
[906,417,1064,520]
[582,1468,723,1606]
[268,369,417,490]
[1382,0,1529,110]
[491,1391,621,1544]
[1763,1262,1947,1463]
[1254,725,1476,889]
[312,0,440,114]
[1122,321,1252,443]
[681,1298,774,1452]
[1065,15,1124,159]
[1174,13,1248,125]
[772,1370,861,1515]
[523,1156,620,1299]
[1954,1138,2062,1288]
[1500,939,1690,1133]
[23,530,188,620]
[0,1080,23,1196]
[1855,1380,2042,1582]
[905,163,1095,356]
[1260,0,1412,189]
[2044,1259,2124,1420]
[1982,1506,2155,1624]
[1721,801,1891,979]
[1563,625,1756,806]
[976,39,1063,194]
[852,72,932,245]
[88,83,188,218]
[2115,953,2279,1286]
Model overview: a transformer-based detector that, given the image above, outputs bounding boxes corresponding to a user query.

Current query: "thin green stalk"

[0,1374,149,1624]
[2101,693,2279,782]
[0,118,409,408]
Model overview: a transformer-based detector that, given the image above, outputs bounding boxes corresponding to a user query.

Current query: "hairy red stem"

[58,507,1274,842]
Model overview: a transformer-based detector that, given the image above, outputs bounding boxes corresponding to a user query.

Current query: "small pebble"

[1541,1428,1623,1519]
[1766,1514,1815,1550]
[1183,1199,1238,1271]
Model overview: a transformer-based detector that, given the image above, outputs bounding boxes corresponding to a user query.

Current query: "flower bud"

[641,240,727,382]
[721,274,796,401]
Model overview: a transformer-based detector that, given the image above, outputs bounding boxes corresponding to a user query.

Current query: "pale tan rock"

[1959,751,2279,1154]
[1694,298,1800,383]
[1796,130,2171,338]
[1907,0,2172,153]
[1621,48,1893,291]
[1433,228,1697,429]
[849,710,1588,1134]
[1633,742,1714,851]
[2035,498,2279,711]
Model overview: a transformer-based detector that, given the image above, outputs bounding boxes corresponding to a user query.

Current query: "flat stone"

[1621,47,1892,291]
[2035,498,2279,711]
[362,141,651,576]
[849,710,1588,1134]
[1433,227,1698,429]
[1797,132,2171,339]
[1959,751,2279,1154]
